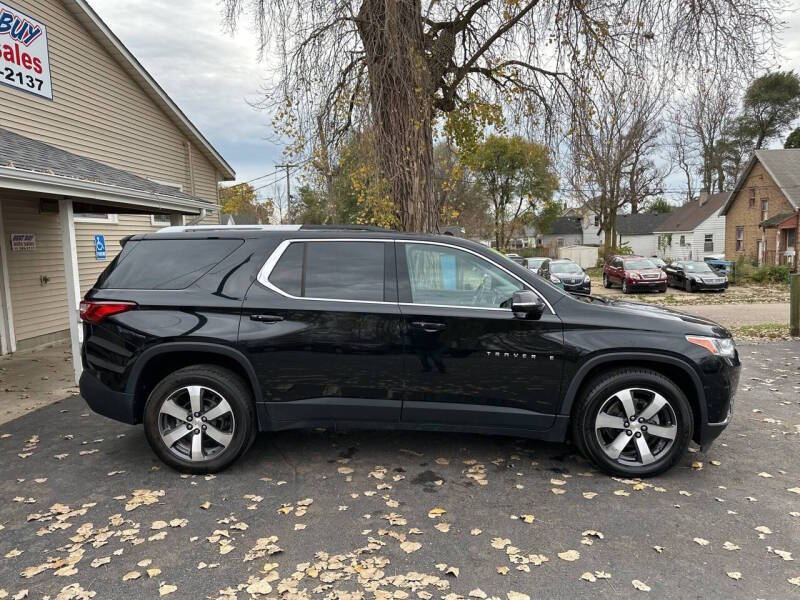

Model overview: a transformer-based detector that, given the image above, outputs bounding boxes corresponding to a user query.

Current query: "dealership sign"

[0,2,51,99]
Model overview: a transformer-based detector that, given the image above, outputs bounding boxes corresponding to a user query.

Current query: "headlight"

[629,272,640,280]
[583,275,591,283]
[686,336,736,358]
[550,275,562,283]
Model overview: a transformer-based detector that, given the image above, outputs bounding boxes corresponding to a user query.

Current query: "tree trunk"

[357,0,436,232]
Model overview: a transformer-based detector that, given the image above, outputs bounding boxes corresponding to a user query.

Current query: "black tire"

[658,285,667,293]
[684,279,693,293]
[603,273,611,288]
[571,368,693,477]
[622,279,630,294]
[143,365,257,474]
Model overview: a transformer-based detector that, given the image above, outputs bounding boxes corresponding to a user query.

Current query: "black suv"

[79,226,740,477]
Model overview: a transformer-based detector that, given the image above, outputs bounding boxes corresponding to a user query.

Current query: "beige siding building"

[0,0,235,379]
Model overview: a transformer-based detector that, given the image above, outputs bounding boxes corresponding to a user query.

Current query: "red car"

[603,255,667,294]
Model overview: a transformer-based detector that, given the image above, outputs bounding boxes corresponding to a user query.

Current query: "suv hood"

[578,295,730,337]
[627,268,664,277]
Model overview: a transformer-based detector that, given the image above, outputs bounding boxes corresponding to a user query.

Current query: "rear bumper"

[80,369,138,424]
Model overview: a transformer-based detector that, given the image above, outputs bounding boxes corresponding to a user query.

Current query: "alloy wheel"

[594,387,678,467]
[157,385,235,462]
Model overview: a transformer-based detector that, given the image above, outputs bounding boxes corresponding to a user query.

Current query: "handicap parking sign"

[94,233,106,260]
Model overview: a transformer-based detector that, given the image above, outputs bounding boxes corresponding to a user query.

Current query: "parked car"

[665,261,728,292]
[505,252,525,265]
[539,259,591,295]
[79,225,739,477]
[524,257,547,272]
[603,256,667,294]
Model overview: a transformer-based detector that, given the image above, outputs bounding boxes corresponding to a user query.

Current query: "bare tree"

[570,70,666,251]
[671,74,738,195]
[223,0,784,232]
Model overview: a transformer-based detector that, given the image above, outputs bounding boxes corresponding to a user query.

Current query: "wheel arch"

[561,352,707,442]
[126,342,263,423]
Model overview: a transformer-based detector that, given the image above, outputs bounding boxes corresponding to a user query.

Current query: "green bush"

[732,257,790,285]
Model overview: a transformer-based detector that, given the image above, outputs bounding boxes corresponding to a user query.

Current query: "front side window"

[404,244,523,309]
[268,241,386,302]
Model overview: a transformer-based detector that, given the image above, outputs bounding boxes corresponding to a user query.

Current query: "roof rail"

[157,224,302,233]
[299,224,393,232]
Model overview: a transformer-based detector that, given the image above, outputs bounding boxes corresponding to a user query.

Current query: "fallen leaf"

[694,538,710,546]
[507,593,529,600]
[159,584,177,596]
[558,550,580,561]
[580,572,597,582]
[427,507,446,518]
[399,541,421,554]
[727,572,742,580]
[723,541,740,551]
[632,579,651,592]
[582,492,598,499]
[122,571,140,581]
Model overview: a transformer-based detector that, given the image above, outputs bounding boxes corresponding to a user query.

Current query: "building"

[720,149,800,267]
[614,212,669,257]
[0,0,235,382]
[653,192,729,261]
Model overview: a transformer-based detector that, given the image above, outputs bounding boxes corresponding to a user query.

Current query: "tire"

[658,285,666,293]
[571,368,693,477]
[603,273,611,288]
[684,279,693,293]
[143,365,257,474]
[622,279,630,294]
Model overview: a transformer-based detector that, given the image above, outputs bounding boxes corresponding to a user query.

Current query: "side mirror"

[511,290,544,319]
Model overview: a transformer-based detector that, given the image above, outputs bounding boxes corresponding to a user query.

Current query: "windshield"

[550,262,583,274]
[623,259,657,270]
[684,262,713,273]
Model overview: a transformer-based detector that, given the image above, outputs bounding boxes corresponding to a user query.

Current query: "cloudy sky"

[89,0,800,195]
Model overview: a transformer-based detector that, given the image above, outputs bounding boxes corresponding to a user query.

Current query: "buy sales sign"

[0,1,51,99]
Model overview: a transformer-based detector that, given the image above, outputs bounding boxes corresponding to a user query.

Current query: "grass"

[729,323,794,341]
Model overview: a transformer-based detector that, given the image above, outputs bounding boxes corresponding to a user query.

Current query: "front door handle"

[250,314,284,323]
[410,321,446,333]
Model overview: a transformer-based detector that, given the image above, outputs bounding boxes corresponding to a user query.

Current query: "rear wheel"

[571,368,693,477]
[144,365,256,474]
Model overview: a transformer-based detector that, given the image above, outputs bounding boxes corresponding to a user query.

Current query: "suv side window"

[268,241,386,302]
[404,243,522,308]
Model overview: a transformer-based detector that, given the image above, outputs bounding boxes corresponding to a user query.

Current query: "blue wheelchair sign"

[94,234,106,260]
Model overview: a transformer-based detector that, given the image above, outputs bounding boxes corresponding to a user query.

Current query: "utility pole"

[276,163,297,222]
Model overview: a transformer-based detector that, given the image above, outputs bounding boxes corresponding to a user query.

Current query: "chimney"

[699,191,709,206]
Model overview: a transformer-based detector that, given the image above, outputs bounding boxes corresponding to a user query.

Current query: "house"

[525,216,584,249]
[654,192,729,261]
[222,213,262,226]
[615,213,670,257]
[720,149,800,266]
[0,0,235,383]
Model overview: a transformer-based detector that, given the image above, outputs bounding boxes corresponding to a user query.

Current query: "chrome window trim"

[257,238,555,314]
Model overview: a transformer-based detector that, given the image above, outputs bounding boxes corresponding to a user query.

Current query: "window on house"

[593,215,600,226]
[557,238,565,247]
[74,212,118,224]
[151,214,186,226]
[748,188,756,208]
[736,226,744,251]
[704,234,713,252]
[761,199,768,223]
[679,235,686,247]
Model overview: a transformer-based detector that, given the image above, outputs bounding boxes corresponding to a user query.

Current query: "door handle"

[410,321,446,333]
[250,314,284,323]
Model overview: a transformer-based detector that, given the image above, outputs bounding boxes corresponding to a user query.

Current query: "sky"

[89,0,800,200]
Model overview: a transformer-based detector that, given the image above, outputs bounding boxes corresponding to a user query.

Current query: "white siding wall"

[619,234,659,257]
[540,233,583,247]
[582,214,604,245]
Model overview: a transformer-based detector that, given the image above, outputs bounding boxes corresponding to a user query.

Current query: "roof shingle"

[653,192,729,233]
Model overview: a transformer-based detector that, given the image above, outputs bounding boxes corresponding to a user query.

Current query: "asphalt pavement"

[0,343,798,599]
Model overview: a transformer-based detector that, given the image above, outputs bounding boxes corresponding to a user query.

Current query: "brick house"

[720,149,800,267]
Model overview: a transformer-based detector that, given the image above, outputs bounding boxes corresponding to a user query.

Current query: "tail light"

[79,300,137,324]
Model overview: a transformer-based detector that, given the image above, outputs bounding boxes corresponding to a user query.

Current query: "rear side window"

[267,241,385,302]
[97,239,242,289]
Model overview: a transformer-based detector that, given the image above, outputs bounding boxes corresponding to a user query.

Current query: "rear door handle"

[410,321,446,333]
[250,314,284,323]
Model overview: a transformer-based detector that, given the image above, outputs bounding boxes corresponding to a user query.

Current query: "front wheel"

[603,273,612,288]
[571,368,693,477]
[684,279,693,293]
[143,365,256,474]
[622,279,630,294]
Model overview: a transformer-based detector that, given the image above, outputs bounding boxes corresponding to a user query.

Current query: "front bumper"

[697,352,741,450]
[692,279,728,291]
[80,369,138,424]
[563,281,591,294]
[628,279,667,292]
